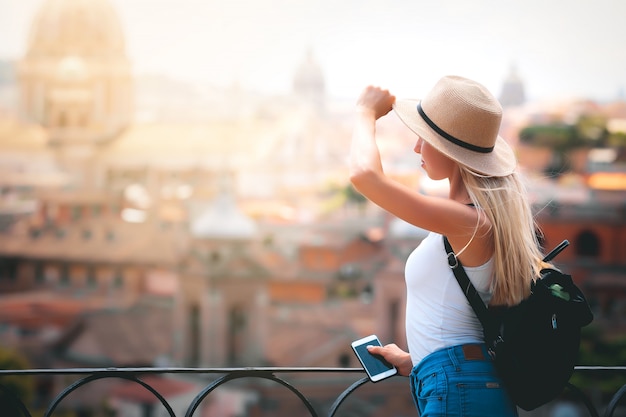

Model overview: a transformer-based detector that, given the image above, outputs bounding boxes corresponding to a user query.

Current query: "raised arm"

[349,86,482,241]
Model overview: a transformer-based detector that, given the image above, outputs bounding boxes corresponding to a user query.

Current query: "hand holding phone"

[351,335,398,382]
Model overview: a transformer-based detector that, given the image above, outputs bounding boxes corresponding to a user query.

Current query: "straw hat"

[393,75,516,177]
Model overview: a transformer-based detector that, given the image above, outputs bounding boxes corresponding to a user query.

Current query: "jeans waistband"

[412,343,491,377]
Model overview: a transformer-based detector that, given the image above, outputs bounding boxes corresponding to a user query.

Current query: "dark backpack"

[443,236,594,411]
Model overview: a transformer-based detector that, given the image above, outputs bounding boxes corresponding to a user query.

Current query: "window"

[338,352,351,367]
[389,300,400,343]
[112,272,123,289]
[0,257,18,282]
[575,230,600,257]
[228,306,247,364]
[35,263,45,284]
[59,271,70,287]
[86,269,97,288]
[188,304,200,366]
[51,265,67,286]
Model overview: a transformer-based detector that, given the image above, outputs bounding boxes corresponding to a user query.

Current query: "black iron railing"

[0,366,625,417]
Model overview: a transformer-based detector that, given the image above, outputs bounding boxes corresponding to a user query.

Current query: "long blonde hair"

[459,167,547,306]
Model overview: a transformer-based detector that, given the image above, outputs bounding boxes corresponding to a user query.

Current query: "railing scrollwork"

[0,366,625,417]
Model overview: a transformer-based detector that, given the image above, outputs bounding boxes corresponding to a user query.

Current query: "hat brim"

[393,99,516,177]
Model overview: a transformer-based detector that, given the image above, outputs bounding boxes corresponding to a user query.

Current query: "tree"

[343,184,368,213]
[607,131,626,148]
[575,114,609,146]
[519,124,576,176]
[519,114,609,177]
[0,347,34,415]
[569,326,626,403]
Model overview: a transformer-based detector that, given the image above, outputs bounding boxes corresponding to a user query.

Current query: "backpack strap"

[542,239,570,262]
[443,236,499,344]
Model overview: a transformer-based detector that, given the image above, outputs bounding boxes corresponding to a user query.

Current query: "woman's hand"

[367,343,413,376]
[356,86,395,120]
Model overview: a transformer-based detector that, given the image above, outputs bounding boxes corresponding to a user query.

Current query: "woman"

[350,75,545,416]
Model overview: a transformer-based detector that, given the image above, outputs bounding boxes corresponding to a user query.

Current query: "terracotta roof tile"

[61,303,173,366]
[0,292,97,329]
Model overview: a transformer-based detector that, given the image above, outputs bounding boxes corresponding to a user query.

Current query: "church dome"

[190,192,258,240]
[190,174,257,240]
[499,64,526,108]
[17,0,133,148]
[293,49,325,99]
[25,0,127,59]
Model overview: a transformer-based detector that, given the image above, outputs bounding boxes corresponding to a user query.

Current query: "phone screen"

[351,336,397,382]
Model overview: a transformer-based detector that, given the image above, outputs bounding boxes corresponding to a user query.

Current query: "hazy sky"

[2,0,625,101]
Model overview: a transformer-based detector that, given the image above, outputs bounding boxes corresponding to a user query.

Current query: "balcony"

[1,366,625,417]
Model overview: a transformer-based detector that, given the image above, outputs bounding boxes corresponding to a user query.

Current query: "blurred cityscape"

[0,0,625,416]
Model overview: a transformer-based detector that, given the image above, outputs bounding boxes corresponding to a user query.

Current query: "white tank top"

[405,232,494,365]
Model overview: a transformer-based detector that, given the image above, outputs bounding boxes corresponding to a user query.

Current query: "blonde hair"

[459,167,547,306]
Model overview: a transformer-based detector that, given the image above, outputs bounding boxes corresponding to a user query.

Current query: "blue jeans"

[409,343,518,417]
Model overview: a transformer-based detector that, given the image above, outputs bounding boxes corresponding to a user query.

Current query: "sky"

[1,0,626,102]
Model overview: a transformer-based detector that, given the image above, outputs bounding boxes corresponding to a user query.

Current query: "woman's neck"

[448,167,471,204]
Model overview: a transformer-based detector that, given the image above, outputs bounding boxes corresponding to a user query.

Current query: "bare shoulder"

[446,208,494,267]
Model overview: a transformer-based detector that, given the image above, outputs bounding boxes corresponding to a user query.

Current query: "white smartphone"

[351,334,398,382]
